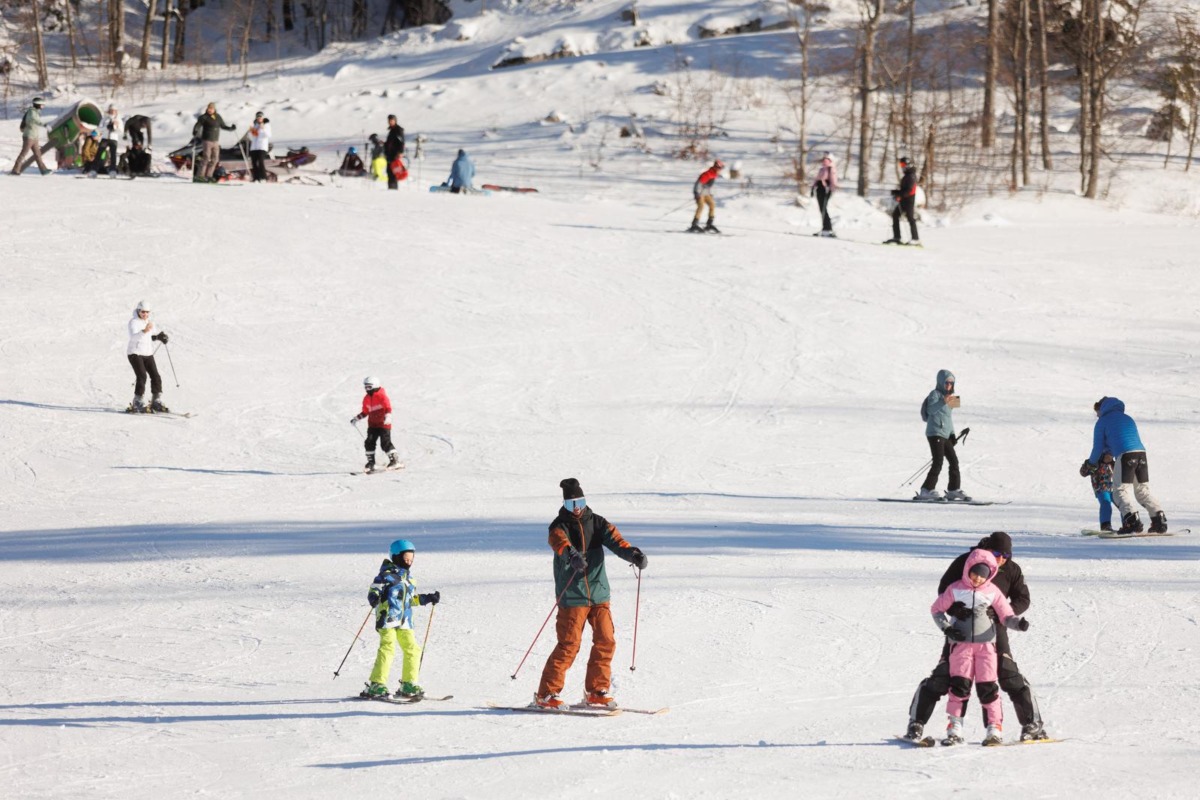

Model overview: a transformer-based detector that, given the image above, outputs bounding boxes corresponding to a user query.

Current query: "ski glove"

[351,414,365,424]
[367,588,382,607]
[1079,460,1095,477]
[944,626,967,642]
[629,548,648,570]
[1007,616,1030,632]
[568,548,588,573]
[947,601,972,621]
[418,592,440,606]
[152,332,169,344]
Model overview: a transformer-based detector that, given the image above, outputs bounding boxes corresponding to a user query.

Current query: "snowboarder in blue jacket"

[1082,397,1166,534]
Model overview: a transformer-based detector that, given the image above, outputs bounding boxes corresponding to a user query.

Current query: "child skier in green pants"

[361,539,441,699]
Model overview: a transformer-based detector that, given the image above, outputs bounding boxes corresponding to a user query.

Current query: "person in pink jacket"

[929,548,1029,745]
[811,152,838,237]
[351,376,401,473]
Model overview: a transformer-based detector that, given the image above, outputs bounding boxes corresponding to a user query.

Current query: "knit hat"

[982,531,1013,556]
[822,152,834,163]
[560,478,584,500]
[969,563,992,580]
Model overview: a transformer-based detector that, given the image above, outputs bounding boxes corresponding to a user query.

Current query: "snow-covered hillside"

[3,3,1200,798]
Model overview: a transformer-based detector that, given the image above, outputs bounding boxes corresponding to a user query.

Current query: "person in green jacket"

[535,478,648,711]
[192,102,236,181]
[11,97,51,175]
[918,369,968,501]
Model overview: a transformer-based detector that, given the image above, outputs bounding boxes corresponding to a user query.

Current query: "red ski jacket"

[361,388,393,429]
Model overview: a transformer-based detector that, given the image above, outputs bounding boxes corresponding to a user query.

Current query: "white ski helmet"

[363,376,381,391]
[135,300,151,314]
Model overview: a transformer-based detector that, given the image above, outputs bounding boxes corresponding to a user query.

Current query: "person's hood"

[935,369,955,395]
[961,548,999,588]
[1098,396,1125,417]
[457,149,466,158]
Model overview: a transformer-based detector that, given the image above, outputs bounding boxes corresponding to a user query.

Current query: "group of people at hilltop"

[10,98,152,178]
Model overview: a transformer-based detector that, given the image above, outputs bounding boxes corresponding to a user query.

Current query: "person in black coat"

[384,114,405,190]
[904,531,1048,742]
[885,156,920,245]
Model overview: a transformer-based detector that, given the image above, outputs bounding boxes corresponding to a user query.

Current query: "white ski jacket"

[127,311,157,356]
[249,121,271,152]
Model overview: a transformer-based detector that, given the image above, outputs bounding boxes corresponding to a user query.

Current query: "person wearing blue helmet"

[1081,397,1166,534]
[361,538,441,699]
[338,145,365,176]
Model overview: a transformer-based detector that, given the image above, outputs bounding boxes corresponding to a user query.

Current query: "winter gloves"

[418,592,440,606]
[947,601,972,621]
[944,627,967,642]
[152,332,168,344]
[629,548,648,570]
[1007,616,1030,632]
[568,548,588,573]
[1080,459,1096,477]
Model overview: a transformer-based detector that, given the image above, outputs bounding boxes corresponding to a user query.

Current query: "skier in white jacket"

[247,111,272,182]
[126,301,169,413]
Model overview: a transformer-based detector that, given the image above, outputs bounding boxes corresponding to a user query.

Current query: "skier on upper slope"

[1082,397,1167,534]
[917,369,967,501]
[688,160,723,233]
[811,152,838,238]
[929,548,1030,746]
[351,376,400,473]
[884,156,920,246]
[904,532,1048,743]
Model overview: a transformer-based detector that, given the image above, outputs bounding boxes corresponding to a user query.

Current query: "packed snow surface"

[3,2,1200,798]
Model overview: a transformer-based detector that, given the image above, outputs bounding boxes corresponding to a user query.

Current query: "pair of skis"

[1081,527,1186,539]
[894,734,1061,748]
[486,702,668,718]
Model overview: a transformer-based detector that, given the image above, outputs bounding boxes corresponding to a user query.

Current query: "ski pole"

[629,566,642,672]
[419,604,435,668]
[351,419,363,439]
[655,198,694,221]
[162,342,180,387]
[510,570,578,680]
[899,426,970,487]
[333,608,374,678]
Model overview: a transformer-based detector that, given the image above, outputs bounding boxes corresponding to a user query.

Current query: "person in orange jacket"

[535,478,648,710]
[351,376,401,473]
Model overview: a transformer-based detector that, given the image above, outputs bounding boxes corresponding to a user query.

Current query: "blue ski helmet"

[348,146,357,155]
[389,539,415,558]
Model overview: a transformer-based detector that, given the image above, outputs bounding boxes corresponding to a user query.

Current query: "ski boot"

[687,220,704,233]
[360,682,390,699]
[126,395,148,414]
[882,237,902,245]
[944,488,972,502]
[364,456,377,474]
[1099,522,1114,532]
[820,230,837,238]
[902,721,924,742]
[150,394,169,413]
[909,239,923,248]
[704,220,721,234]
[397,681,424,699]
[583,690,618,709]
[386,451,402,470]
[1118,512,1143,535]
[915,487,942,501]
[942,715,965,745]
[533,692,567,711]
[1148,511,1168,534]
[982,724,1004,746]
[1020,722,1049,742]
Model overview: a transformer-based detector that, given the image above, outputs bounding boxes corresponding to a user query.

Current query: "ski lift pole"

[333,608,374,678]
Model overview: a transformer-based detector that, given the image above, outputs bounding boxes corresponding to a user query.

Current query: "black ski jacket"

[193,112,236,143]
[385,125,406,160]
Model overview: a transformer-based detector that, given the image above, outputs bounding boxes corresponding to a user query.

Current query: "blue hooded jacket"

[447,149,475,190]
[920,369,956,439]
[1088,397,1146,464]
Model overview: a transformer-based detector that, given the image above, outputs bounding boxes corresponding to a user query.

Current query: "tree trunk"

[64,0,79,69]
[30,0,50,90]
[141,0,159,70]
[174,3,189,64]
[903,0,915,154]
[857,0,882,197]
[111,0,127,72]
[1035,0,1052,169]
[982,0,998,147]
[1020,0,1031,184]
[161,1,173,69]
[284,0,296,32]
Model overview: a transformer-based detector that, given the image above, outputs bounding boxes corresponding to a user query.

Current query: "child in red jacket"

[351,376,401,473]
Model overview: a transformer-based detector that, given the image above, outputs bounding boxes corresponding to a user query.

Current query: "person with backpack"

[385,115,406,190]
[1082,397,1167,534]
[192,103,237,181]
[11,97,52,175]
[811,152,838,237]
[884,156,920,245]
[688,159,724,233]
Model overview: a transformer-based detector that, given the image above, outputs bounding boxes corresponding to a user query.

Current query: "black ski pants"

[892,197,918,241]
[251,149,269,182]
[815,184,833,232]
[364,427,395,457]
[128,354,163,397]
[921,436,960,492]
[908,629,1042,729]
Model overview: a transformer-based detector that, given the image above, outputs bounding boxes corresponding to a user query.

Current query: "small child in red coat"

[351,376,401,473]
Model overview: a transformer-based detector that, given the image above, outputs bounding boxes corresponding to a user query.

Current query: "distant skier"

[337,146,366,176]
[905,532,1048,743]
[192,102,237,181]
[884,156,919,245]
[688,159,723,233]
[126,300,169,413]
[445,149,476,194]
[246,111,271,182]
[929,548,1030,745]
[350,376,401,473]
[385,115,406,190]
[535,478,648,710]
[124,114,153,149]
[811,152,838,237]
[361,538,441,700]
[11,97,52,175]
[368,134,387,182]
[101,106,124,174]
[916,369,967,500]
[1082,397,1166,534]
[1080,438,1116,532]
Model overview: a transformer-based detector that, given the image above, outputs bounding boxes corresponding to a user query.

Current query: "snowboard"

[1097,528,1186,539]
[877,497,1008,506]
[481,184,538,193]
[429,185,492,196]
[487,702,621,718]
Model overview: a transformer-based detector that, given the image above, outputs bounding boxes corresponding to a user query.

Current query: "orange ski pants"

[537,603,616,697]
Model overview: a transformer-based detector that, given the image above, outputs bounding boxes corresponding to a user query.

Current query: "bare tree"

[30,0,50,90]
[110,0,128,73]
[1035,0,1053,168]
[786,0,817,185]
[983,0,999,147]
[856,0,883,196]
[141,0,159,70]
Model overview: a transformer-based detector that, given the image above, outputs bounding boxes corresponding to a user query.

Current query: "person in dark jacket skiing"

[885,156,920,245]
[384,115,406,190]
[917,369,967,501]
[535,478,648,710]
[689,160,723,233]
[904,532,1049,743]
[1081,397,1166,534]
[192,103,237,181]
